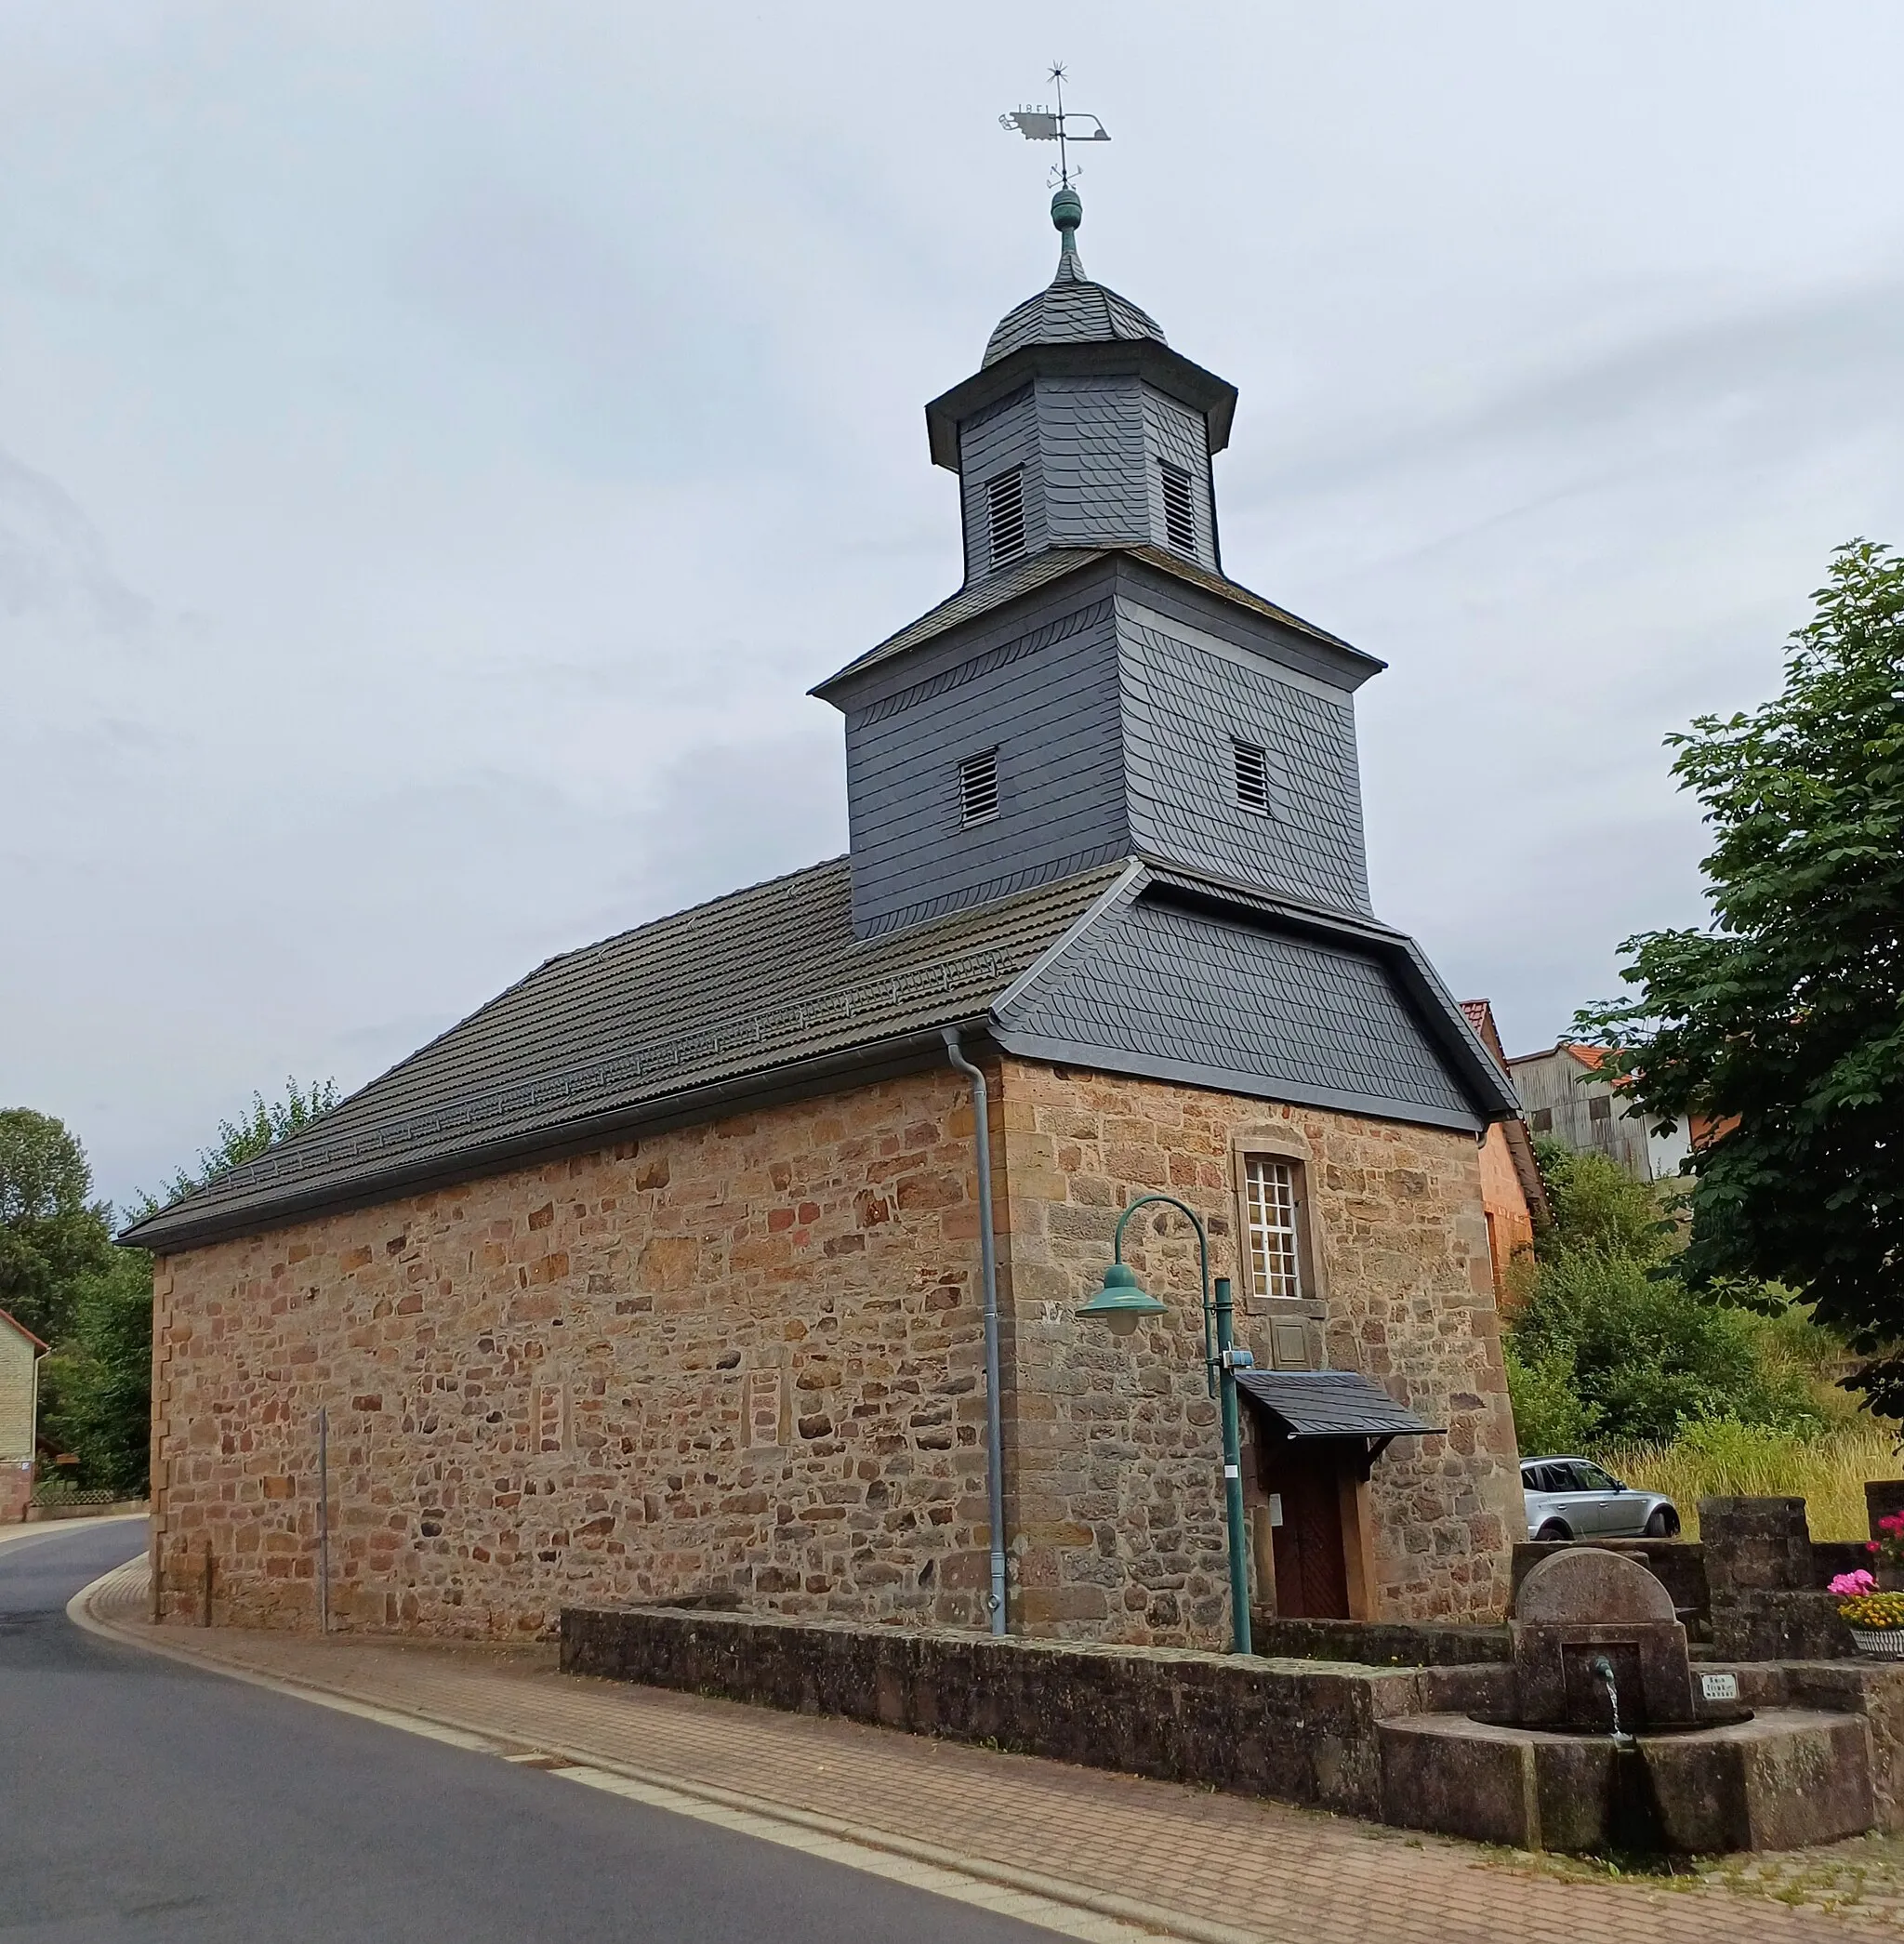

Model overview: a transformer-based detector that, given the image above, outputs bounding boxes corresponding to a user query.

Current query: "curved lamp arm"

[1111,1193,1215,1397]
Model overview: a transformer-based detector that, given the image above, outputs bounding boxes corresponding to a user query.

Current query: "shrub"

[1532,1140,1677,1265]
[1512,1249,1822,1446]
[1505,1344,1602,1455]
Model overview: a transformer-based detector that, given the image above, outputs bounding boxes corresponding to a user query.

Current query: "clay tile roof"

[0,1306,47,1352]
[119,858,1127,1254]
[1458,999,1508,1068]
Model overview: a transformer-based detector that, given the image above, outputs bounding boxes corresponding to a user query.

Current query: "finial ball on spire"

[1051,184,1082,237]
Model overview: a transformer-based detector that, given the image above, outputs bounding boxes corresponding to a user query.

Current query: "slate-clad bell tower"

[814,189,1385,945]
[812,189,1512,1136]
[937,185,1233,579]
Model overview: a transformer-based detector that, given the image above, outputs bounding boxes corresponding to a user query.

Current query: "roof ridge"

[817,546,1378,699]
[120,858,1130,1251]
[989,859,1150,1023]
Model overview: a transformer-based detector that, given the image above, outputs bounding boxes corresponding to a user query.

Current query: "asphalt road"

[1,1522,1050,1942]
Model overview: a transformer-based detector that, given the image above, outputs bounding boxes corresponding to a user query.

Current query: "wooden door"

[1261,1439,1351,1620]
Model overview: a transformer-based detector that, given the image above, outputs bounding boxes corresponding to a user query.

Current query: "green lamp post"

[1078,1194,1254,1656]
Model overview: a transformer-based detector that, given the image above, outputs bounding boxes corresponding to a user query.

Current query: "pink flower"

[1831,1570,1878,1596]
[1871,1541,1882,1554]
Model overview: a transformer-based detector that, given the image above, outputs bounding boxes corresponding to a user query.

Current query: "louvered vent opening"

[959,747,1000,827]
[1233,739,1271,814]
[1159,461,1197,552]
[986,469,1026,569]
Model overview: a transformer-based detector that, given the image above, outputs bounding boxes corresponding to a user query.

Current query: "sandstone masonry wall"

[152,1054,1519,1646]
[992,1061,1521,1643]
[152,1071,999,1637]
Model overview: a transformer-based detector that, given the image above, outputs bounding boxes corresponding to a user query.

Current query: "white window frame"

[1243,1153,1304,1303]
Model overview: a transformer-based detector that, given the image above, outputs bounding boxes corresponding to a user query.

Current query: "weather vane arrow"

[999,61,1108,188]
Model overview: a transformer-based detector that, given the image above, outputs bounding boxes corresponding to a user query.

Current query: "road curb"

[0,1513,146,1555]
[70,1558,1257,1944]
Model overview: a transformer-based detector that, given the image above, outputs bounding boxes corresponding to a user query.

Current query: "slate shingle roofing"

[813,543,1368,696]
[1235,1369,1446,1441]
[983,236,1167,368]
[123,191,1520,1258]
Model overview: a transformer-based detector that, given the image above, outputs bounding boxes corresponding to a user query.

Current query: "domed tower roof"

[982,187,1166,367]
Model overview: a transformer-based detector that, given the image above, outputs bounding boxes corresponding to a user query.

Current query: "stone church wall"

[151,1056,1518,1646]
[993,1060,1521,1643]
[152,1069,1000,1638]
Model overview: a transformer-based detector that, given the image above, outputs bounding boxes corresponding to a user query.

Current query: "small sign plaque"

[1700,1673,1739,1702]
[1267,1493,1284,1528]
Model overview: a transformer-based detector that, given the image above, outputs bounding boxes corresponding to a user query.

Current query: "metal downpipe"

[944,1026,1009,1635]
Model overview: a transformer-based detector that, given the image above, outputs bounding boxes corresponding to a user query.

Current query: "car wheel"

[1536,1520,1571,1542]
[1644,1506,1680,1539]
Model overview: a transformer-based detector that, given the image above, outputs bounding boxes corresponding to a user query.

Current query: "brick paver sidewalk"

[78,1557,1894,1944]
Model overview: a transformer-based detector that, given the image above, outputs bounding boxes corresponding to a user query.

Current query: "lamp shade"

[1078,1262,1168,1321]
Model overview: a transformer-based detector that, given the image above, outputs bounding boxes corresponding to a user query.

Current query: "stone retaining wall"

[24,1498,150,1523]
[1249,1613,1510,1665]
[562,1601,1512,1818]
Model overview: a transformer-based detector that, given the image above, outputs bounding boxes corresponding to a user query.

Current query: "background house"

[0,1306,46,1524]
[1457,1001,1547,1290]
[1506,1042,1699,1184]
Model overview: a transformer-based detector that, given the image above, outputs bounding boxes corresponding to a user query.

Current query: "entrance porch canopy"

[1236,1369,1444,1475]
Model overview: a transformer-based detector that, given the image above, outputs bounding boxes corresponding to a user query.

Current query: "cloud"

[0,445,152,635]
[3,2,1902,1205]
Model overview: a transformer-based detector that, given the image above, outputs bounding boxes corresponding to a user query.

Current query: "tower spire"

[1051,182,1085,282]
[1000,61,1110,278]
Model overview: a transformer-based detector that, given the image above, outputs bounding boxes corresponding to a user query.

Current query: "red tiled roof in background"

[0,1305,47,1352]
[1460,1001,1553,1226]
[1458,998,1509,1069]
[1503,1039,1611,1072]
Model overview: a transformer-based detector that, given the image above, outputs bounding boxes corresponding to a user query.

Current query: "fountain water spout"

[1589,1652,1634,1749]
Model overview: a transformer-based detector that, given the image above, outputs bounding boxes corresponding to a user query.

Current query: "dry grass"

[1600,1422,1903,1541]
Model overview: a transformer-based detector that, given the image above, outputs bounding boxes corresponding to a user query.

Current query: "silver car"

[1521,1455,1680,1541]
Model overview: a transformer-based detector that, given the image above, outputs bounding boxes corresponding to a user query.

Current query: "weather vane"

[999,61,1109,189]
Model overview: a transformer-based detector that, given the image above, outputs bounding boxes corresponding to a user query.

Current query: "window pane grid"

[1245,1155,1302,1302]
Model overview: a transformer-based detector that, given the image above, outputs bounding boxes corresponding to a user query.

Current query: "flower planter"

[1848,1626,1904,1659]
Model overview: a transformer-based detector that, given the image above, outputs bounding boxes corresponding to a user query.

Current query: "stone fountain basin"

[1378,1707,1874,1854]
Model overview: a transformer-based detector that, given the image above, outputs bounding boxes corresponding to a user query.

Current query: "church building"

[128,189,1525,1646]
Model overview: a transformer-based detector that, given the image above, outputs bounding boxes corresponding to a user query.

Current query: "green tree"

[1577,541,1904,1411]
[1505,1342,1604,1455]
[22,1078,340,1496]
[134,1077,339,1215]
[35,1249,154,1495]
[0,1108,115,1344]
[1531,1140,1675,1265]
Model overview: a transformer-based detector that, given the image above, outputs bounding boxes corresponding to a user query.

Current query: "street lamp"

[1078,1194,1254,1656]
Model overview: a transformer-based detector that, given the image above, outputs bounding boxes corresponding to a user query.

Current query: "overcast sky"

[4,2,1901,1210]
